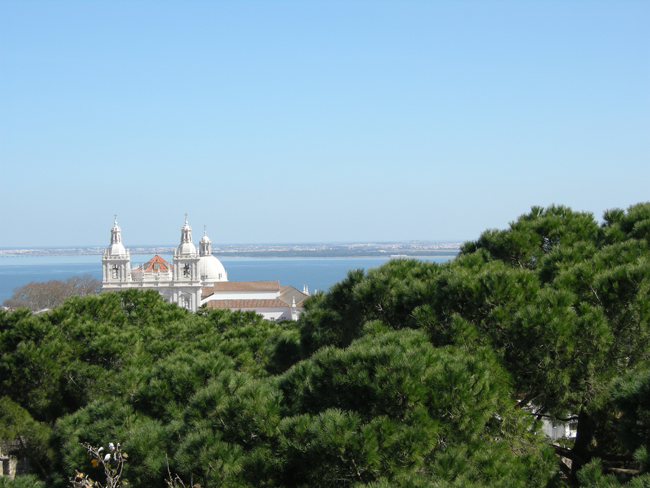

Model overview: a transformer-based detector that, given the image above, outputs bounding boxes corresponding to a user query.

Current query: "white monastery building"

[102,217,308,319]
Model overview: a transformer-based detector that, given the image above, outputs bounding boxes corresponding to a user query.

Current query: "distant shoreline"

[0,251,461,259]
[0,242,463,259]
[212,251,460,259]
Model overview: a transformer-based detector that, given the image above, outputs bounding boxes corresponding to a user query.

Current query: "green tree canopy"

[2,202,649,487]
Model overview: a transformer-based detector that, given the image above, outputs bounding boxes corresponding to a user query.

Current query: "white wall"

[238,307,291,321]
[204,290,279,301]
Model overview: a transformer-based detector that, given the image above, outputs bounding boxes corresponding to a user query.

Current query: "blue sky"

[1,1,648,247]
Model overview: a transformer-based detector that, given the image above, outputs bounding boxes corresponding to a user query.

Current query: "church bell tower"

[172,215,202,311]
[101,216,131,288]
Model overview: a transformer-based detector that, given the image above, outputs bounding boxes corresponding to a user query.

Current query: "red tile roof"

[204,299,292,309]
[278,285,308,307]
[201,280,280,297]
[133,255,172,272]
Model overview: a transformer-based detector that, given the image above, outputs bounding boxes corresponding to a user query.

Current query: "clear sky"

[1,1,648,247]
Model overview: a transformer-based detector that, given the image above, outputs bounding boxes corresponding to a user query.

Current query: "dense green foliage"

[0,474,45,488]
[299,202,650,484]
[1,203,648,487]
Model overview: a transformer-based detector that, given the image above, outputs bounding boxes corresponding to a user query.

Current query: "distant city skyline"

[1,1,648,247]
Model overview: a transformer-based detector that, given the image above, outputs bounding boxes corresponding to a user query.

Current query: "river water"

[0,255,455,303]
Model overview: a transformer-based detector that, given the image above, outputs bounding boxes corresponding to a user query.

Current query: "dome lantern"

[176,214,197,256]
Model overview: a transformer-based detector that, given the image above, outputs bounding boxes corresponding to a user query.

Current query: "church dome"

[177,241,197,254]
[177,216,197,255]
[199,255,227,283]
[108,241,126,255]
[107,217,127,255]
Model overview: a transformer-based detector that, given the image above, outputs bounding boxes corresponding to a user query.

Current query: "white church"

[101,217,309,319]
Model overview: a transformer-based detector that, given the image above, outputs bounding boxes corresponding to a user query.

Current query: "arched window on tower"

[112,264,119,279]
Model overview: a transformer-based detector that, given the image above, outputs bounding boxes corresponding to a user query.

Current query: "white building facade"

[101,217,307,318]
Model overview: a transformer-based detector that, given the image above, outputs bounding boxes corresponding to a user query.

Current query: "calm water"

[0,255,454,302]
